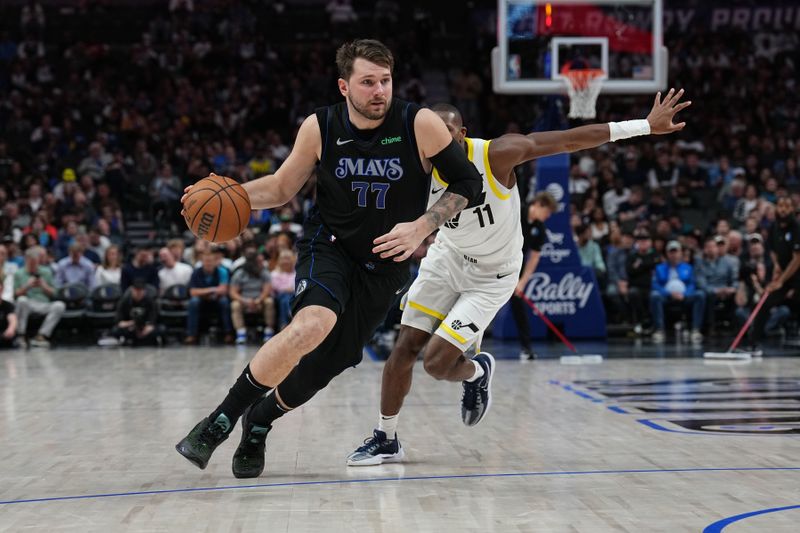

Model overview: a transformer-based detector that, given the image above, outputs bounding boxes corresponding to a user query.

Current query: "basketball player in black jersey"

[175,39,483,478]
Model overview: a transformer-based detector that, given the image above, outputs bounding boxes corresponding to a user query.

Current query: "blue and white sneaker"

[461,352,496,426]
[346,429,405,466]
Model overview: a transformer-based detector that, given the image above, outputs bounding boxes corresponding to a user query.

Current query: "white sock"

[465,360,484,382]
[236,328,246,336]
[378,413,398,438]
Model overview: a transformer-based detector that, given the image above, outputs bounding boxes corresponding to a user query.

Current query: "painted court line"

[704,503,800,532]
[2,466,799,506]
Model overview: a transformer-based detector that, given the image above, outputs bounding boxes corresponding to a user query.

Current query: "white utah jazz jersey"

[428,137,523,262]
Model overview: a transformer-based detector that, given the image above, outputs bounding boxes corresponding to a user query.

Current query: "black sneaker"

[461,352,495,426]
[175,412,232,469]
[232,404,270,479]
[519,348,537,361]
[346,429,404,466]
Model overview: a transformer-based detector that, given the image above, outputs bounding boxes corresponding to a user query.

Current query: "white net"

[563,70,605,119]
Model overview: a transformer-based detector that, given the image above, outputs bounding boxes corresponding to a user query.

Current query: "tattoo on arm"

[422,191,468,231]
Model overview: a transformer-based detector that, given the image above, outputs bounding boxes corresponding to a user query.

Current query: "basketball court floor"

[2,340,799,532]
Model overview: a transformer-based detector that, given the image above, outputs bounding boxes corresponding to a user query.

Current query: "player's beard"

[348,93,390,121]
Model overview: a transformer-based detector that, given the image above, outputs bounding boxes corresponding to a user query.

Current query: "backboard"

[492,0,667,94]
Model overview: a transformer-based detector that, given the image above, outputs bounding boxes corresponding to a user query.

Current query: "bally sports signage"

[494,153,606,339]
[525,272,593,315]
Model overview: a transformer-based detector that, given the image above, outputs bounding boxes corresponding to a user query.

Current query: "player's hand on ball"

[373,221,427,262]
[646,88,691,135]
[180,173,227,217]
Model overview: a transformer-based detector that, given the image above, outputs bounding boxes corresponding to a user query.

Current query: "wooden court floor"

[2,342,800,532]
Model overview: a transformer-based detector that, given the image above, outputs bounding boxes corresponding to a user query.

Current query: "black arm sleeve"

[429,140,483,207]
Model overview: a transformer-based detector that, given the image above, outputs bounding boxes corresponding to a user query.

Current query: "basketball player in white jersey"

[348,89,691,465]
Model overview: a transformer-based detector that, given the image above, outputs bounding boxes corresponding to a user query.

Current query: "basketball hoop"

[562,68,606,119]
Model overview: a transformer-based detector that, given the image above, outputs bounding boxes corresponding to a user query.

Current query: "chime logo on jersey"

[335,157,404,180]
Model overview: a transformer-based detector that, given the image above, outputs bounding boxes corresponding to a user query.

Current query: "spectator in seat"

[268,207,303,239]
[77,141,111,182]
[158,246,193,293]
[626,229,660,335]
[619,150,647,187]
[602,177,629,220]
[54,220,79,259]
[150,163,182,227]
[270,248,296,331]
[650,240,705,344]
[14,247,65,348]
[0,278,17,348]
[679,150,709,190]
[87,225,111,260]
[589,207,609,245]
[695,237,737,333]
[56,241,95,288]
[617,186,648,231]
[735,233,787,338]
[166,239,186,265]
[647,149,678,191]
[101,277,159,346]
[121,247,159,292]
[95,245,122,287]
[186,251,233,345]
[606,230,633,324]
[74,232,101,264]
[0,243,18,302]
[229,246,274,344]
[576,224,606,289]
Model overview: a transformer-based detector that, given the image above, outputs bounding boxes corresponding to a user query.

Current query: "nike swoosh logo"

[336,138,354,145]
[496,272,515,279]
[395,288,405,294]
[431,187,444,194]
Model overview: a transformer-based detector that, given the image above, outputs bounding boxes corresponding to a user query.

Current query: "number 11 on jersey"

[474,204,494,227]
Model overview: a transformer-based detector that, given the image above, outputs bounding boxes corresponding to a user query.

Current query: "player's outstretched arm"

[489,88,691,182]
[180,115,321,213]
[373,108,483,262]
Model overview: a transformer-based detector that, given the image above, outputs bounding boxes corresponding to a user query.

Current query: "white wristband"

[609,120,651,142]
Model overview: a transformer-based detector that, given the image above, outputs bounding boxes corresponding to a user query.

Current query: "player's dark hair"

[430,103,463,126]
[533,191,558,212]
[336,39,394,80]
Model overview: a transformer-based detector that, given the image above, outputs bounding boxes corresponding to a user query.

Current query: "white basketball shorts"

[401,240,522,351]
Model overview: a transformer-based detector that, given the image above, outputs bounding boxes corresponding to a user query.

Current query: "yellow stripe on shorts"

[409,301,446,321]
[439,322,467,344]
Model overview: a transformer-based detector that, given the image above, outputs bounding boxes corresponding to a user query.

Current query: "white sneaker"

[98,336,120,347]
[691,329,703,343]
[30,335,50,348]
[652,330,665,343]
[633,324,643,336]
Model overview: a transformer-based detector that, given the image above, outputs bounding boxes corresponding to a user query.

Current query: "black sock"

[213,364,271,424]
[249,387,291,427]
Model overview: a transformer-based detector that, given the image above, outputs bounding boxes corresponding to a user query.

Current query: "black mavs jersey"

[314,98,431,264]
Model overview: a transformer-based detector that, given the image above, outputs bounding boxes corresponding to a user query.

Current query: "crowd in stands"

[0,1,798,348]
[0,234,297,348]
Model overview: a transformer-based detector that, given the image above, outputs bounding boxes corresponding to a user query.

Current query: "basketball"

[183,174,251,243]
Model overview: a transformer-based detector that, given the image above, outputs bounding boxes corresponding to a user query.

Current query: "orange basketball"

[183,174,251,243]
